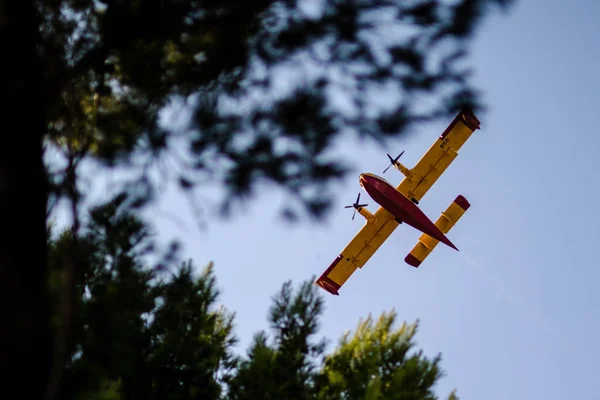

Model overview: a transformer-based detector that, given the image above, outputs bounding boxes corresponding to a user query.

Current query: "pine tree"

[227,280,326,400]
[316,311,455,400]
[49,195,236,400]
[228,281,459,400]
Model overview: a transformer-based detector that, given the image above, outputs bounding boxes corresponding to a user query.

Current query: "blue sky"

[150,2,600,399]
[54,1,600,399]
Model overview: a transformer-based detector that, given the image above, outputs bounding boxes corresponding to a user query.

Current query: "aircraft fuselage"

[358,173,457,250]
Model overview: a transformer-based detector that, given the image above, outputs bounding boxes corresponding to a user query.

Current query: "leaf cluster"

[39,0,514,220]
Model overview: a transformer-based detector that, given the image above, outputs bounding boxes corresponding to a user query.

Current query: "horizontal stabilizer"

[405,195,470,268]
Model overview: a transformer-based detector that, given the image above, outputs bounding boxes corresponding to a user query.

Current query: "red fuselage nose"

[359,174,458,250]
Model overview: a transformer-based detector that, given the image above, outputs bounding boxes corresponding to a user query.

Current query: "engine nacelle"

[393,161,413,179]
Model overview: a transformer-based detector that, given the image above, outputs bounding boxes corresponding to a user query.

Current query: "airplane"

[315,108,481,295]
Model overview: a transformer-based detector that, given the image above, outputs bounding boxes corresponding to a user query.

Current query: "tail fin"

[405,195,470,268]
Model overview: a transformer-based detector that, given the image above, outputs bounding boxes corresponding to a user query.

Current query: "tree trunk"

[0,1,52,398]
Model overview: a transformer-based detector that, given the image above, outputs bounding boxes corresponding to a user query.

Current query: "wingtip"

[454,195,471,211]
[315,280,340,295]
[405,254,422,268]
[461,108,481,130]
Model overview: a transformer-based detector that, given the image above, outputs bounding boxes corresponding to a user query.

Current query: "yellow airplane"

[315,108,481,295]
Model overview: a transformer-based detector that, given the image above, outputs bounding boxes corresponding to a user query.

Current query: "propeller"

[344,192,368,220]
[383,151,405,174]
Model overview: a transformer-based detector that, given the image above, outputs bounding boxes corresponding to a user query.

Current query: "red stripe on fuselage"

[359,174,458,250]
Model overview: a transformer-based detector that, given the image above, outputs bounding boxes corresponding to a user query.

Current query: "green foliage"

[39,0,515,221]
[189,0,515,219]
[227,283,457,400]
[147,261,237,400]
[316,311,449,400]
[49,199,458,400]
[76,379,123,400]
[227,280,326,400]
[49,196,236,400]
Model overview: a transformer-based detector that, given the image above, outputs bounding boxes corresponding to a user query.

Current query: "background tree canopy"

[41,0,513,220]
[0,0,513,398]
[49,197,460,400]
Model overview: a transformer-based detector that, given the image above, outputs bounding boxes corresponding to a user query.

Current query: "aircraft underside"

[359,174,458,250]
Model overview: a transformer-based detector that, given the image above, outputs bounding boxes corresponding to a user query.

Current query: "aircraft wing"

[405,195,471,267]
[315,206,399,295]
[396,109,480,202]
[315,108,480,295]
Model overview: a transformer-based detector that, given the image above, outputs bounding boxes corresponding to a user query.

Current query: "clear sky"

[56,1,600,399]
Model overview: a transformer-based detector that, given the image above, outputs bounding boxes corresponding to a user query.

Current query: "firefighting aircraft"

[315,108,481,295]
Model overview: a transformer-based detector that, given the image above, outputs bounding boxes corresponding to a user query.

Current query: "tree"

[49,196,458,400]
[316,312,456,400]
[186,0,515,220]
[227,281,458,400]
[40,0,515,220]
[0,2,51,398]
[227,280,326,400]
[48,195,236,400]
[0,0,515,397]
